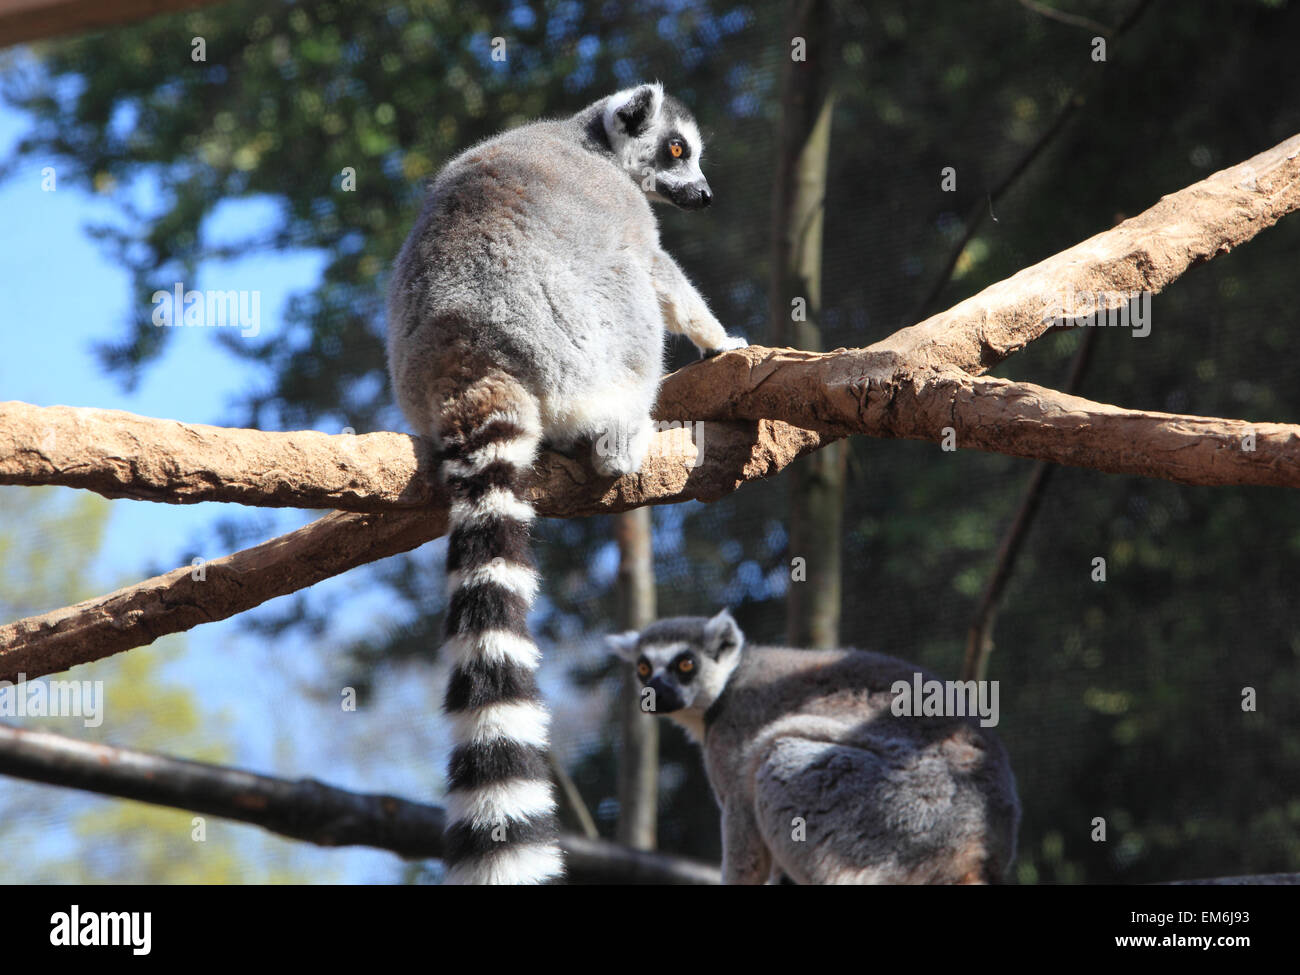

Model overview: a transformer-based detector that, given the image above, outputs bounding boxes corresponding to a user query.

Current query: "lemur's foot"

[591,417,653,477]
[700,335,748,359]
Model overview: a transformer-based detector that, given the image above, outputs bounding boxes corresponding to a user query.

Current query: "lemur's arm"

[720,799,772,885]
[652,250,748,356]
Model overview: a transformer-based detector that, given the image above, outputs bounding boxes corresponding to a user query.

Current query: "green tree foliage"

[0,488,317,882]
[6,0,1300,882]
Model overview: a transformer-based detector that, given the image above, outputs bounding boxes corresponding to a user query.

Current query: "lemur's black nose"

[698,185,712,207]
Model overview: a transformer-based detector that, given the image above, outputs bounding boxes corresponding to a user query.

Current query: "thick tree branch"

[0,400,824,513]
[0,420,827,680]
[3,134,1299,678]
[4,136,1297,507]
[884,132,1300,376]
[0,723,720,884]
[662,354,1300,488]
[0,0,222,49]
[7,722,1289,885]
[6,722,1295,885]
[903,373,1300,488]
[16,357,1294,684]
[0,400,438,511]
[0,509,433,681]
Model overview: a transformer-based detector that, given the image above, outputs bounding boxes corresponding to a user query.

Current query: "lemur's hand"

[700,335,749,359]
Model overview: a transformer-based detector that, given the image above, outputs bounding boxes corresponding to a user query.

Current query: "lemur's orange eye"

[669,140,684,158]
[637,661,651,678]
[678,658,694,673]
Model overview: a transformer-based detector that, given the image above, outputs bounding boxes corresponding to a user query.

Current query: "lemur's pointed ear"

[606,631,642,661]
[604,83,664,139]
[704,609,743,659]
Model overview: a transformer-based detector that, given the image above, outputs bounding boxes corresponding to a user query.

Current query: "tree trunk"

[614,507,658,849]
[770,0,843,649]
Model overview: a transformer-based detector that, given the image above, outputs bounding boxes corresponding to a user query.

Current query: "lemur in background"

[610,611,1021,884]
[387,85,747,884]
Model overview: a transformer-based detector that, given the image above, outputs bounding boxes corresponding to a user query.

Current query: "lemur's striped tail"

[437,377,563,885]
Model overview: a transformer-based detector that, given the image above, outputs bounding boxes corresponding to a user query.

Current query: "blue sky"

[0,79,439,881]
[0,44,633,880]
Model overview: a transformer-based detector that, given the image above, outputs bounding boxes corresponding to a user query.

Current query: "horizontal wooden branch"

[0,723,720,884]
[911,374,1300,488]
[3,135,1299,679]
[0,400,438,511]
[0,0,222,49]
[0,400,825,513]
[662,354,1300,488]
[0,418,827,681]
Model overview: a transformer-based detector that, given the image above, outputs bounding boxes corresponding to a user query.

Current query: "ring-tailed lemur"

[387,85,747,885]
[609,611,1021,884]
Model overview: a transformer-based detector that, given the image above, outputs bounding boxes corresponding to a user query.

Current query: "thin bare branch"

[884,132,1300,377]
[549,751,600,841]
[911,0,1169,321]
[962,328,1098,681]
[1015,0,1116,37]
[0,723,720,884]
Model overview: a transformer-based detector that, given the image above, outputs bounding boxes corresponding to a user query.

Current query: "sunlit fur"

[387,87,747,883]
[611,610,1022,885]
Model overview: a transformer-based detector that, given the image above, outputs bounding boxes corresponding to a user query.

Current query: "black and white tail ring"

[438,391,563,885]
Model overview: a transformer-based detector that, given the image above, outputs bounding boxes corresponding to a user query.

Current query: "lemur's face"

[608,610,744,715]
[603,84,712,210]
[630,641,703,713]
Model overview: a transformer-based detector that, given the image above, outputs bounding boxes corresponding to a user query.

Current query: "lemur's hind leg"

[591,411,655,477]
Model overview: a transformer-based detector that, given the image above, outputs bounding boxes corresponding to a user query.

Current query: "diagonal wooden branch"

[3,133,1299,679]
[0,419,828,681]
[876,132,1300,377]
[9,362,1295,683]
[7,722,1291,884]
[0,723,720,884]
[5,134,1298,504]
[0,509,432,682]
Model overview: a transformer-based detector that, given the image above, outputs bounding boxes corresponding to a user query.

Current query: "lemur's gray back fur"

[611,611,1021,885]
[387,85,745,885]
